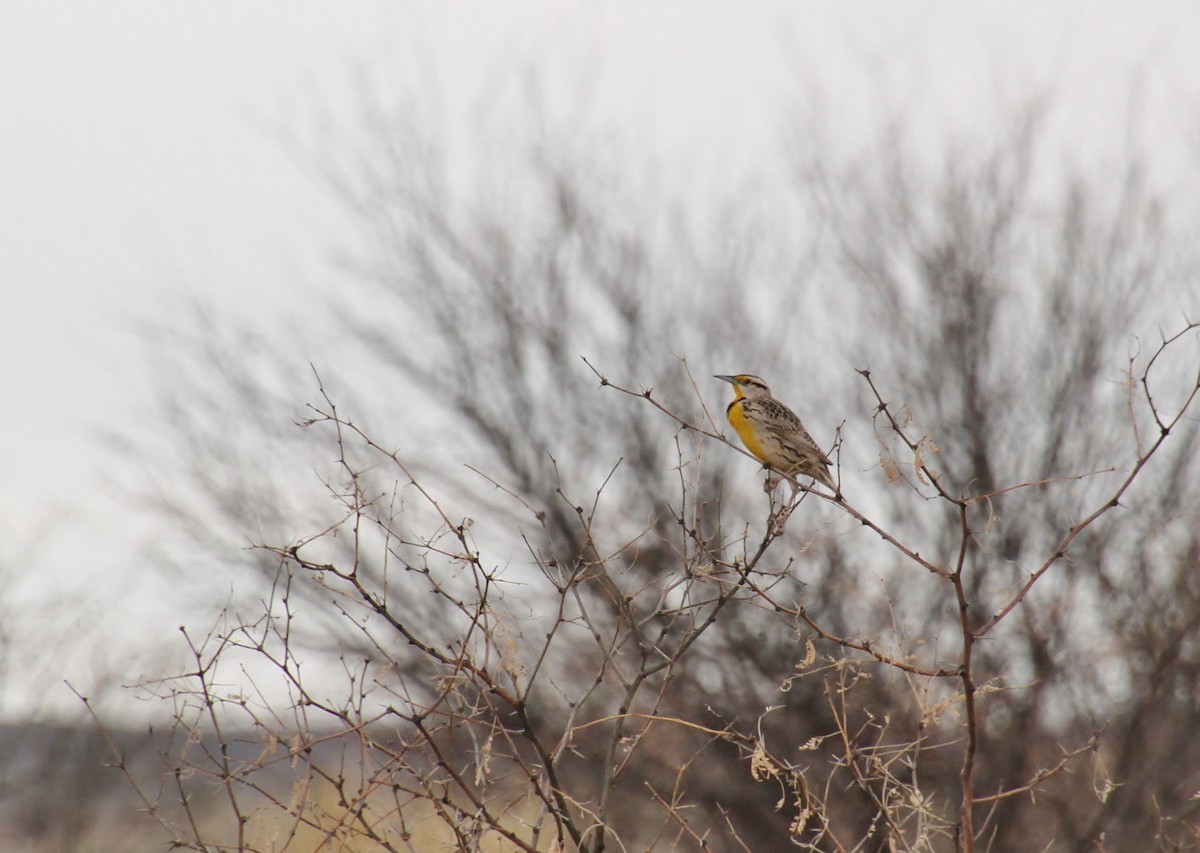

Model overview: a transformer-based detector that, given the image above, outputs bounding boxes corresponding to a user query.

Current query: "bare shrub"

[97,81,1200,852]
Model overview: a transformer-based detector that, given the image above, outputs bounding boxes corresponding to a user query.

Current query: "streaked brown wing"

[757,398,831,464]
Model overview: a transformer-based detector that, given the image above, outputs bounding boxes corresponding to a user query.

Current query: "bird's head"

[715,374,772,401]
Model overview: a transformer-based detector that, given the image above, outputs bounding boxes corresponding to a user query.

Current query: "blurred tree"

[793,97,1200,850]
[96,75,1200,853]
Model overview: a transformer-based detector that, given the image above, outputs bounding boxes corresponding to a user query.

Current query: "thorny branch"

[92,320,1198,853]
[591,320,1200,851]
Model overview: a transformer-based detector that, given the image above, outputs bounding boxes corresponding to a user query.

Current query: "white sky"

[2,1,1198,718]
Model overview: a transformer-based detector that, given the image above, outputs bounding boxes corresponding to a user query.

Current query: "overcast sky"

[2,1,1198,718]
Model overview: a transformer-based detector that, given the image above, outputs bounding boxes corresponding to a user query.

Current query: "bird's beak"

[714,374,737,385]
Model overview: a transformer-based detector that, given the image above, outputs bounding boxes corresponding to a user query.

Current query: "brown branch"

[951,503,978,852]
[976,416,1189,638]
[966,466,1118,503]
[972,731,1102,805]
[857,367,965,506]
[586,360,952,581]
[743,576,956,678]
[826,670,916,852]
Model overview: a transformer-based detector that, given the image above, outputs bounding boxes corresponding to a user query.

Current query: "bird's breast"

[727,400,770,463]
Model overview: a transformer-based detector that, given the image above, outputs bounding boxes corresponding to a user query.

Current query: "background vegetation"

[16,69,1200,852]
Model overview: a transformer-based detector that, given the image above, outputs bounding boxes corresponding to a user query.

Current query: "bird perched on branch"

[715,374,837,495]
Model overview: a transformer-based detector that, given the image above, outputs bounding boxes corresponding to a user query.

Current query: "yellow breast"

[727,400,771,464]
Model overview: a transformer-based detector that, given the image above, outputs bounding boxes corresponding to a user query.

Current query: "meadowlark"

[715,374,837,494]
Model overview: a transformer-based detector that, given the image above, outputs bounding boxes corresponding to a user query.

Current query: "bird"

[715,374,836,495]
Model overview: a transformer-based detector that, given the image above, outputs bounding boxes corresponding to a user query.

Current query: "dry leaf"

[790,808,812,836]
[798,638,817,669]
[750,739,778,782]
[475,732,494,786]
